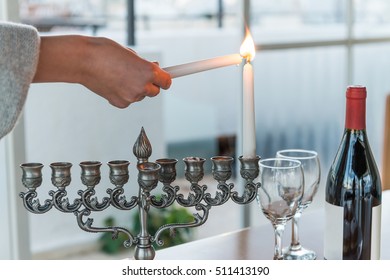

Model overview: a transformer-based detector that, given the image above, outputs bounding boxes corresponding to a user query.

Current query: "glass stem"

[291,210,302,250]
[273,223,285,260]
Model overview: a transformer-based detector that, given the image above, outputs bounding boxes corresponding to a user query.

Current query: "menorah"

[19,127,260,260]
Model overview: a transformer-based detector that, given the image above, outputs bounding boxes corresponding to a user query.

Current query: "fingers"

[113,83,160,108]
[144,83,160,98]
[108,94,145,109]
[151,63,172,90]
[113,56,171,106]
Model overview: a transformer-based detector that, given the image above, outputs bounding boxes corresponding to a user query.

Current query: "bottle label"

[324,202,381,260]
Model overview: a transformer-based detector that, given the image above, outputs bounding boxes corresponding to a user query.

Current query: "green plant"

[99,205,194,254]
[132,205,194,250]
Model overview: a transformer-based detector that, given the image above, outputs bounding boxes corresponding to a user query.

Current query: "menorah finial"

[133,127,152,163]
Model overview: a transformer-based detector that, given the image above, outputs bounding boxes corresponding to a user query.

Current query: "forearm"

[33,35,88,84]
[32,34,171,108]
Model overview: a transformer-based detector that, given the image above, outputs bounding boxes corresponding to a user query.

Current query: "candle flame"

[240,28,256,62]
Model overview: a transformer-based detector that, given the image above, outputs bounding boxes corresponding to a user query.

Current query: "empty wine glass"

[257,158,304,260]
[276,149,321,260]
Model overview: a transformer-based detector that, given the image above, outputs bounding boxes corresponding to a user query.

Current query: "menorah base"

[134,243,156,260]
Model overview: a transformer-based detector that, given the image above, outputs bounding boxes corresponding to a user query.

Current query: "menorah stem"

[134,189,155,260]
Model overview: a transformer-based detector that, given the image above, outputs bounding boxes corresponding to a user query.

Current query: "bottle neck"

[345,97,366,130]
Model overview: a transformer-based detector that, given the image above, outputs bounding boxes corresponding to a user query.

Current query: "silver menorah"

[19,127,260,260]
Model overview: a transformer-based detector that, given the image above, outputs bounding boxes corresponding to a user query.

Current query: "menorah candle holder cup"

[20,163,44,191]
[50,162,72,190]
[19,127,261,260]
[107,160,130,186]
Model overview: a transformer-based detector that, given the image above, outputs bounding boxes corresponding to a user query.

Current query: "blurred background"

[1,0,390,259]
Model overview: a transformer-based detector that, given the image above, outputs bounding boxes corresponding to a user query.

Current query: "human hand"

[33,35,172,108]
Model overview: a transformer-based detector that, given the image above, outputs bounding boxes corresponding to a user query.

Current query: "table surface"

[155,190,390,260]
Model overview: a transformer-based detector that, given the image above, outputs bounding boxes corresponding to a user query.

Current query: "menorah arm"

[78,188,111,211]
[176,184,207,207]
[19,191,53,214]
[204,182,233,206]
[51,190,82,212]
[107,187,139,210]
[151,203,210,247]
[231,182,260,204]
[75,209,136,248]
[150,185,179,208]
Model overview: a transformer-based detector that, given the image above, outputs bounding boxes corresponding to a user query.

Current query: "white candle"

[242,60,256,158]
[163,54,242,78]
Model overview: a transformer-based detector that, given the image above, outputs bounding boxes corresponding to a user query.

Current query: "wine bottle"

[324,85,382,260]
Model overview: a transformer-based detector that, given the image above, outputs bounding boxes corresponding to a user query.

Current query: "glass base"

[282,245,317,260]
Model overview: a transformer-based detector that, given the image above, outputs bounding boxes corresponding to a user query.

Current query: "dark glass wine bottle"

[324,85,382,260]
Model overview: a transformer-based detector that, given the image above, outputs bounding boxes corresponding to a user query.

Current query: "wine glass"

[276,149,321,260]
[257,158,304,260]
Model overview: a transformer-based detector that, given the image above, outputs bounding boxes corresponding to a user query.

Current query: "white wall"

[138,29,242,143]
[0,0,31,260]
[0,0,12,259]
[0,0,18,21]
[0,141,12,258]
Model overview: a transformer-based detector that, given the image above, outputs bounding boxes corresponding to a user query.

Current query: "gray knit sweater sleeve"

[0,21,40,140]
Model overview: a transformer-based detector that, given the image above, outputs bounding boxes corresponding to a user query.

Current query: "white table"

[155,191,390,260]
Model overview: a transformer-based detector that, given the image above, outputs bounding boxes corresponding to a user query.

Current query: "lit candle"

[240,29,256,158]
[163,54,242,78]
